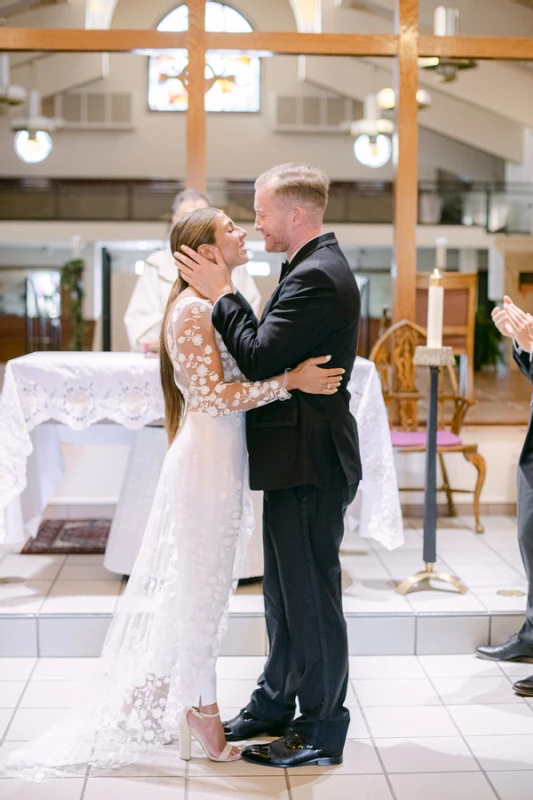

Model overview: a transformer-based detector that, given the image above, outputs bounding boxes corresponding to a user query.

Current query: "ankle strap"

[190,706,220,719]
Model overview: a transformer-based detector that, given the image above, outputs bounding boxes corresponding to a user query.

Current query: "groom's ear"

[198,243,215,261]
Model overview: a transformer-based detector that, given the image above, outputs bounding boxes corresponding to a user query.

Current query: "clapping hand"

[491,305,513,338]
[501,296,533,352]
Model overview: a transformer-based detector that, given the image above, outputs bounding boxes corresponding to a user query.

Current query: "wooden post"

[186,0,207,192]
[393,0,419,322]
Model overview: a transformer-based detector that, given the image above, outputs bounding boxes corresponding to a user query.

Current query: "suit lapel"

[260,233,338,324]
[283,233,337,278]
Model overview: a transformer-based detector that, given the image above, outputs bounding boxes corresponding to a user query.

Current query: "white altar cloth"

[0,351,403,550]
[346,358,404,551]
[0,352,163,544]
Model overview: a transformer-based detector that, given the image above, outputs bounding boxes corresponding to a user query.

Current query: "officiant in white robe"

[105,190,264,579]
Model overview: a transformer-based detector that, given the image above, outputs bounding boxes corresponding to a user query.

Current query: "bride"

[3,207,344,780]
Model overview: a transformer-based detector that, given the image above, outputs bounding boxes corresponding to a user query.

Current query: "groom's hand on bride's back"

[286,355,344,395]
[174,245,233,303]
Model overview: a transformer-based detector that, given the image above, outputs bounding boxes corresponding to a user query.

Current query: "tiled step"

[0,606,524,658]
[0,515,526,657]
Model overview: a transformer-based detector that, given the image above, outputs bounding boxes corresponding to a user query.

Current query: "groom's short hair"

[255,163,329,218]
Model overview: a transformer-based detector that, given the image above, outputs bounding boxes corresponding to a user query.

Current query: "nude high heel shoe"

[179,707,241,762]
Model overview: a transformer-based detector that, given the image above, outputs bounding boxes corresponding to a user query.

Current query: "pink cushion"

[391,430,462,448]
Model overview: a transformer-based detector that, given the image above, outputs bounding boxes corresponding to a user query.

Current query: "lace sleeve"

[169,299,290,416]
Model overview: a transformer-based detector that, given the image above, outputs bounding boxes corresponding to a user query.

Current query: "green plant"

[474,305,503,371]
[60,258,86,351]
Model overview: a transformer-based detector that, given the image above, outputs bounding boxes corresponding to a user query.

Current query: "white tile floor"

[0,654,532,798]
[0,552,123,616]
[0,515,527,620]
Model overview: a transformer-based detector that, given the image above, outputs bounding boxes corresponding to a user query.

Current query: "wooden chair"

[369,319,486,533]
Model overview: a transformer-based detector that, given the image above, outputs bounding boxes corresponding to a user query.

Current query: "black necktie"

[279,260,290,283]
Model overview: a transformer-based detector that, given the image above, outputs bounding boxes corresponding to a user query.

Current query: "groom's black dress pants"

[247,478,358,754]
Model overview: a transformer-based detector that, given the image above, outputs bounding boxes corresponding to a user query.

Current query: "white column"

[81,242,96,322]
[459,249,479,274]
[91,242,103,321]
[488,246,505,303]
[506,128,533,232]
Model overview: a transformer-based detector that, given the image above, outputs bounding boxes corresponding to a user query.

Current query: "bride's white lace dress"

[2,295,289,781]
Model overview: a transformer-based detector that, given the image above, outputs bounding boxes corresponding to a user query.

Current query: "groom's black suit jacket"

[212,233,362,491]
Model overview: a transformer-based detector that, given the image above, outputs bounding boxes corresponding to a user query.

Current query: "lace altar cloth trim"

[0,352,165,539]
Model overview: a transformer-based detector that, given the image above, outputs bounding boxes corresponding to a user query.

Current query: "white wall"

[507,128,533,184]
[421,0,533,37]
[398,425,523,507]
[355,0,533,36]
[418,129,506,183]
[302,52,522,165]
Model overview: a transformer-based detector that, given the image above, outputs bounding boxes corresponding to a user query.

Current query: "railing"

[0,178,532,232]
[418,180,533,234]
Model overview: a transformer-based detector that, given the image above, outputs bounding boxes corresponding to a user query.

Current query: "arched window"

[148,2,260,113]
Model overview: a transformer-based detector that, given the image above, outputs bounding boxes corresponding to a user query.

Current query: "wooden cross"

[1,0,533,320]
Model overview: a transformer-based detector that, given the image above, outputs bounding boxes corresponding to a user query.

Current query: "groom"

[176,163,361,768]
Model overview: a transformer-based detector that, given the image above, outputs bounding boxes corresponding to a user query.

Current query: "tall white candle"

[427,268,444,348]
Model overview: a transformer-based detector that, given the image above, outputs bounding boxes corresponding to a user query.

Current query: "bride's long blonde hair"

[160,207,222,445]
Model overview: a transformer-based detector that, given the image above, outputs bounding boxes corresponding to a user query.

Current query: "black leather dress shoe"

[222,709,292,742]
[241,729,343,768]
[237,576,263,587]
[513,675,533,696]
[476,634,533,663]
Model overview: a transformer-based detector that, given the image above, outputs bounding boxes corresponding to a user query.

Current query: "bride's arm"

[170,300,291,415]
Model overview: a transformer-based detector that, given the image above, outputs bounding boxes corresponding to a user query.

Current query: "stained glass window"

[148,2,260,113]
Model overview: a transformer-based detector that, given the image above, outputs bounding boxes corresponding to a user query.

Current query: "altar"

[0,351,404,555]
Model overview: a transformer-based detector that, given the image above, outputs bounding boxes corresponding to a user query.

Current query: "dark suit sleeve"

[212,268,337,381]
[513,343,533,384]
[226,289,258,326]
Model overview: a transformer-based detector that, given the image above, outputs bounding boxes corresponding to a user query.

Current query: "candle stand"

[396,346,468,596]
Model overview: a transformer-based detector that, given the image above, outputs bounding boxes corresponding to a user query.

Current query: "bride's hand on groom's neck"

[174,245,233,303]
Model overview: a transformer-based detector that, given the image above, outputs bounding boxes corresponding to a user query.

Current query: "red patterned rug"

[21,519,111,555]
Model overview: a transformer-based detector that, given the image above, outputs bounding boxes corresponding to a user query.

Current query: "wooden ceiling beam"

[3,27,533,61]
[0,28,187,52]
[0,28,399,56]
[419,34,533,60]
[204,31,399,56]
